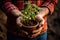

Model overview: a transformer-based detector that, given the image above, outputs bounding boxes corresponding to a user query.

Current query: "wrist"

[38,7,49,17]
[11,9,21,16]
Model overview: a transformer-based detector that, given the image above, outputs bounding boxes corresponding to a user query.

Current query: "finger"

[29,31,41,38]
[39,18,45,27]
[32,27,43,34]
[18,30,28,37]
[16,17,22,27]
[21,30,28,35]
[36,15,43,22]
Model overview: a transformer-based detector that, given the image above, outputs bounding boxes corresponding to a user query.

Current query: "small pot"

[22,20,39,31]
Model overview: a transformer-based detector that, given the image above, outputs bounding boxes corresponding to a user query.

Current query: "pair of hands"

[16,12,44,38]
[11,7,49,38]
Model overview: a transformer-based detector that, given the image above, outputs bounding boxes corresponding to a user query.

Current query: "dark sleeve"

[41,0,58,14]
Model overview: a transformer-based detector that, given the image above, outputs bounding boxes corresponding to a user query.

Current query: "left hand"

[28,14,45,38]
[28,7,49,38]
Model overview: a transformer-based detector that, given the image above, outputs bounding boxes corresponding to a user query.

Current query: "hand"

[28,7,49,38]
[28,15,44,38]
[28,15,45,38]
[36,14,45,27]
[36,7,49,27]
[16,17,29,37]
[28,27,43,38]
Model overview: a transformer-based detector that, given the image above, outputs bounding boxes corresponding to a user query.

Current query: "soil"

[22,20,37,26]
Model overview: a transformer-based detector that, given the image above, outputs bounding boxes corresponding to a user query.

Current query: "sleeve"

[0,0,18,13]
[41,0,58,14]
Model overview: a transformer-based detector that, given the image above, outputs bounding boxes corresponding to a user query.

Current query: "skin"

[11,9,22,16]
[30,7,49,38]
[11,7,49,38]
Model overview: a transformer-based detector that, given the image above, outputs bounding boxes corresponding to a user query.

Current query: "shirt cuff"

[41,1,55,14]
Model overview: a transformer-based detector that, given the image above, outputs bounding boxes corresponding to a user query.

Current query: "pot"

[22,20,39,31]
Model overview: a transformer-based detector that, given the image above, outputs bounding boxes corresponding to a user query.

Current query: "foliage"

[19,2,41,22]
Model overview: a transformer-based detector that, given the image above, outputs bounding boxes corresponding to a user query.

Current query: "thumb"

[16,17,23,27]
[39,18,45,27]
